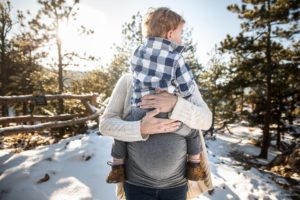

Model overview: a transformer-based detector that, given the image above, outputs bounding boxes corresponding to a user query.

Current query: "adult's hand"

[140,109,181,135]
[138,89,178,113]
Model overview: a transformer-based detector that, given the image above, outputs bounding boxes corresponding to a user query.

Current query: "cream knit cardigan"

[99,73,214,199]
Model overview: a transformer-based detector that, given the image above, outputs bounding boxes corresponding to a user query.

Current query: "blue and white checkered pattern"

[131,37,195,106]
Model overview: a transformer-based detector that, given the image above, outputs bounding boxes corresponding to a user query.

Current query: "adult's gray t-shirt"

[125,107,188,189]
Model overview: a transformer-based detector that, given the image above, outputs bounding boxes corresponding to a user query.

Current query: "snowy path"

[1,132,117,200]
[0,125,294,200]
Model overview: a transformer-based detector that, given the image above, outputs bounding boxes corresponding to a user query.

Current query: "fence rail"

[0,94,107,135]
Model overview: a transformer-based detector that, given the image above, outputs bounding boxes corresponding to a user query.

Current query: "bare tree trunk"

[276,104,281,150]
[276,96,285,149]
[56,22,64,115]
[259,0,272,159]
[1,29,8,117]
[57,42,64,115]
[0,1,12,119]
[240,87,244,114]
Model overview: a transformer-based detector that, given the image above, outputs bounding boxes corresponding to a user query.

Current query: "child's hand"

[138,91,178,113]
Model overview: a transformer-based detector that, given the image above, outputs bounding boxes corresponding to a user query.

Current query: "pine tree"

[182,27,204,84]
[28,0,94,114]
[200,46,233,135]
[220,0,300,158]
[70,69,109,100]
[0,0,13,116]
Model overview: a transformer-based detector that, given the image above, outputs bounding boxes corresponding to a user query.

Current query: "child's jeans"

[111,106,202,159]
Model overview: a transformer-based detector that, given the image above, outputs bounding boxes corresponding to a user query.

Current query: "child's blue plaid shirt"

[131,37,196,106]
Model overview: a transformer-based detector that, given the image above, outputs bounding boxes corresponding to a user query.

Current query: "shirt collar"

[146,37,185,53]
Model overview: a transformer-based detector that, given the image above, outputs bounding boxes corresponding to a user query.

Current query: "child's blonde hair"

[143,7,185,38]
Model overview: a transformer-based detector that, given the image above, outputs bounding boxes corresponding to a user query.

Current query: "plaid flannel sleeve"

[174,56,195,99]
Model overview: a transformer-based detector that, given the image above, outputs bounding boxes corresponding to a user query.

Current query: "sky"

[11,0,242,71]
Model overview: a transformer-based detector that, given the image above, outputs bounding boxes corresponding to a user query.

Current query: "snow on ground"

[201,123,293,200]
[0,124,296,200]
[0,131,116,200]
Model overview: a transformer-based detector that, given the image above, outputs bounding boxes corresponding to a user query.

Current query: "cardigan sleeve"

[169,82,212,131]
[99,74,149,142]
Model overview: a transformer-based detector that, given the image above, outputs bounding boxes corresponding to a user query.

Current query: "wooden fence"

[0,94,107,135]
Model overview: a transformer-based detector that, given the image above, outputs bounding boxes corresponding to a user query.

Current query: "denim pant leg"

[124,182,156,200]
[159,184,188,200]
[124,182,188,200]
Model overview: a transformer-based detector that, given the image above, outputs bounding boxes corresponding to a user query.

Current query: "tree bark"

[56,19,64,115]
[57,38,64,114]
[259,0,272,159]
[240,87,244,113]
[276,97,284,149]
[0,19,8,117]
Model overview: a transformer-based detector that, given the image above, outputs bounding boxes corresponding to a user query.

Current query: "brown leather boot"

[106,162,125,183]
[186,161,206,181]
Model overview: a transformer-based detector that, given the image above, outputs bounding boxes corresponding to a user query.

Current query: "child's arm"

[170,56,212,132]
[173,56,195,99]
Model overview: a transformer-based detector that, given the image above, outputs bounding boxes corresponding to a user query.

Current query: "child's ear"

[166,30,173,40]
